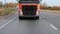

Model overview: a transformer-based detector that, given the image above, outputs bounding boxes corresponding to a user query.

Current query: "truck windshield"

[20,0,39,1]
[18,0,42,3]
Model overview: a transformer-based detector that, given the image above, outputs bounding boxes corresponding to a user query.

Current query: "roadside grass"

[41,9,60,14]
[0,8,15,16]
[40,5,60,14]
[49,11,60,14]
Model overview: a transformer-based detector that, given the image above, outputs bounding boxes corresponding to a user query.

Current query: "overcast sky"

[0,0,60,6]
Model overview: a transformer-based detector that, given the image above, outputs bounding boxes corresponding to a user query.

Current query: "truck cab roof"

[18,0,42,3]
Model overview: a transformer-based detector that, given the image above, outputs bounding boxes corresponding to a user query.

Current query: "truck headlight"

[20,10,23,15]
[18,9,23,16]
[36,10,40,16]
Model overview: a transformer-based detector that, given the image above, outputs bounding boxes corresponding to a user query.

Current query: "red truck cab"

[17,0,42,19]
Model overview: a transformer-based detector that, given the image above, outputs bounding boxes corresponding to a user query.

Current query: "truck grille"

[22,6,37,16]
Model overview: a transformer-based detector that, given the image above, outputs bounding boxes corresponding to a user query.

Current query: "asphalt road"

[0,11,60,34]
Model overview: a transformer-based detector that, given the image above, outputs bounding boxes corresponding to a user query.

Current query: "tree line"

[0,3,60,10]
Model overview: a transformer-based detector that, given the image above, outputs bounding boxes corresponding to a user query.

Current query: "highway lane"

[0,14,17,27]
[0,12,60,34]
[40,12,60,29]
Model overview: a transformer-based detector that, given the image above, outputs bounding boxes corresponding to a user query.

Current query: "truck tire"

[36,16,39,19]
[34,16,39,20]
[19,16,23,20]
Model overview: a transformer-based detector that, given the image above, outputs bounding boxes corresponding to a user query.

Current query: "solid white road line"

[50,24,58,30]
[0,15,17,29]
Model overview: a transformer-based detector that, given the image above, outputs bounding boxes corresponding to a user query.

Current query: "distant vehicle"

[17,0,42,19]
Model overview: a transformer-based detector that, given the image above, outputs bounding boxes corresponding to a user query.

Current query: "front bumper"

[19,15,39,18]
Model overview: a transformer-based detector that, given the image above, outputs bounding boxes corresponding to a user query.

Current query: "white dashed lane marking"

[50,24,58,30]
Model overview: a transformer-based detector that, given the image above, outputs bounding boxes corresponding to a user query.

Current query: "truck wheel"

[36,16,39,19]
[34,17,39,20]
[19,16,23,20]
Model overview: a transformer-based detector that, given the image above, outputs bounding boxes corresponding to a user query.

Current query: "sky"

[41,0,60,6]
[0,0,60,6]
